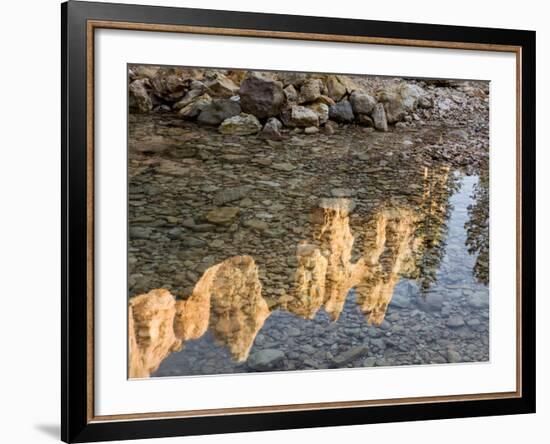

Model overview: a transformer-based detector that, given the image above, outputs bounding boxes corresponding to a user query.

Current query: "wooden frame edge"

[89,19,522,53]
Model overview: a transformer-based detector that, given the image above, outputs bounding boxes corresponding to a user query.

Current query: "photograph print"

[127,65,490,379]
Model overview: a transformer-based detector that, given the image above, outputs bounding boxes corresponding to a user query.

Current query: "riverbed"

[127,113,489,377]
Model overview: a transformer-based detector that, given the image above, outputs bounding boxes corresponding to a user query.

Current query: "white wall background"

[0,1,546,443]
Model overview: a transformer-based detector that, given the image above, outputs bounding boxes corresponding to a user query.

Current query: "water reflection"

[128,165,488,378]
[465,171,489,285]
[128,289,183,378]
[129,257,269,377]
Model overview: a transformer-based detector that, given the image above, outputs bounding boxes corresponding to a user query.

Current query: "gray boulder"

[289,105,319,127]
[350,90,376,115]
[329,100,354,123]
[197,98,240,125]
[378,83,427,123]
[239,73,285,118]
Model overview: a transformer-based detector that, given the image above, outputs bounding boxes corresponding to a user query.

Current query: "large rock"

[247,349,285,370]
[298,78,324,104]
[377,83,427,123]
[326,75,347,101]
[129,79,153,113]
[218,113,262,135]
[239,73,284,118]
[197,98,241,125]
[350,90,376,115]
[204,73,239,98]
[178,94,212,118]
[307,101,329,125]
[150,70,187,102]
[372,103,388,131]
[260,117,284,141]
[329,100,354,123]
[288,105,319,127]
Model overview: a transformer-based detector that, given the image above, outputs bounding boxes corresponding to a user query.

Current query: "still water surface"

[151,173,489,377]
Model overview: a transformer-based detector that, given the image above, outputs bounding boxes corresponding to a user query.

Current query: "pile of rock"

[128,66,434,138]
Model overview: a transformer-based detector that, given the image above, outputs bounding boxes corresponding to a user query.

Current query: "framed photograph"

[61,1,536,442]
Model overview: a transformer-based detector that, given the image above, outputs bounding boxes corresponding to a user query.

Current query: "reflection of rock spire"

[208,256,270,362]
[283,200,420,325]
[286,199,418,325]
[284,165,456,326]
[287,243,327,319]
[128,256,270,377]
[317,198,362,321]
[355,209,416,325]
[285,198,364,321]
[128,289,183,378]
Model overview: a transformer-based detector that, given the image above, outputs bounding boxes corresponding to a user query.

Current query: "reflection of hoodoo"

[128,289,183,378]
[318,198,361,321]
[285,198,365,321]
[128,256,270,377]
[355,208,416,325]
[284,170,452,326]
[208,256,270,362]
[287,242,328,319]
[284,199,420,325]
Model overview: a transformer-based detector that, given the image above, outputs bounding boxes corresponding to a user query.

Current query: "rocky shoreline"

[129,65,489,139]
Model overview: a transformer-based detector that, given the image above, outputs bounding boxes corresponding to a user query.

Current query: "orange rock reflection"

[128,166,454,377]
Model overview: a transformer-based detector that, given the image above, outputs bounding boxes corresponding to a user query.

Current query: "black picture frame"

[62,1,536,442]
